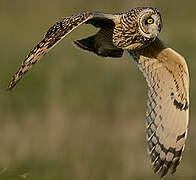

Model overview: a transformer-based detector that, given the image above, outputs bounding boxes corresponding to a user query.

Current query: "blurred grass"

[1,0,196,179]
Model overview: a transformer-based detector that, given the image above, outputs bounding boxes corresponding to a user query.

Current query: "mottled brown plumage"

[7,7,189,178]
[7,7,161,90]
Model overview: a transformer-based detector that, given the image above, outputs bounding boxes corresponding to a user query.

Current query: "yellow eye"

[146,18,154,24]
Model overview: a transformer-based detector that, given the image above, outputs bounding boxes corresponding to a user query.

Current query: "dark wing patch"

[86,17,115,28]
[173,99,189,111]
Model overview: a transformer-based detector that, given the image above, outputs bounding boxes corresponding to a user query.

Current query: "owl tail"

[73,35,123,58]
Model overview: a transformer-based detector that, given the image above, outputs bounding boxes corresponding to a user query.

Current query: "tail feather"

[73,35,96,53]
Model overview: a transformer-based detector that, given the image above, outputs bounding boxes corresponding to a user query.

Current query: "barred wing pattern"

[127,38,189,177]
[7,11,117,90]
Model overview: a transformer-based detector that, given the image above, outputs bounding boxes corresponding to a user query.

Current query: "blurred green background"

[0,0,196,179]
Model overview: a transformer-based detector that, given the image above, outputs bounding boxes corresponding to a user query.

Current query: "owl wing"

[127,38,189,178]
[7,11,118,91]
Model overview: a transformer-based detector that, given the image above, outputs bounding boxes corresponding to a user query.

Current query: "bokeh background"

[0,0,196,179]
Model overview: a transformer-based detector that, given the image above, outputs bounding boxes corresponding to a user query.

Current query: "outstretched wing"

[7,11,117,91]
[127,38,189,178]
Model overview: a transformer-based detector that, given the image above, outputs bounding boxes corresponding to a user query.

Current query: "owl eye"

[145,17,154,24]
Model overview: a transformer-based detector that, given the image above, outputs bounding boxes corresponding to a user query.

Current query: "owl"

[7,7,189,178]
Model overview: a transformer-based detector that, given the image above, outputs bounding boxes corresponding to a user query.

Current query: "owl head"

[114,7,162,50]
[138,7,162,39]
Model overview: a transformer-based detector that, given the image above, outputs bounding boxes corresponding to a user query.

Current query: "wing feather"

[127,38,189,177]
[7,11,116,90]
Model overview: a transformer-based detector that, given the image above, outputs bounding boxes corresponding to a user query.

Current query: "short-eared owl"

[7,7,189,178]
